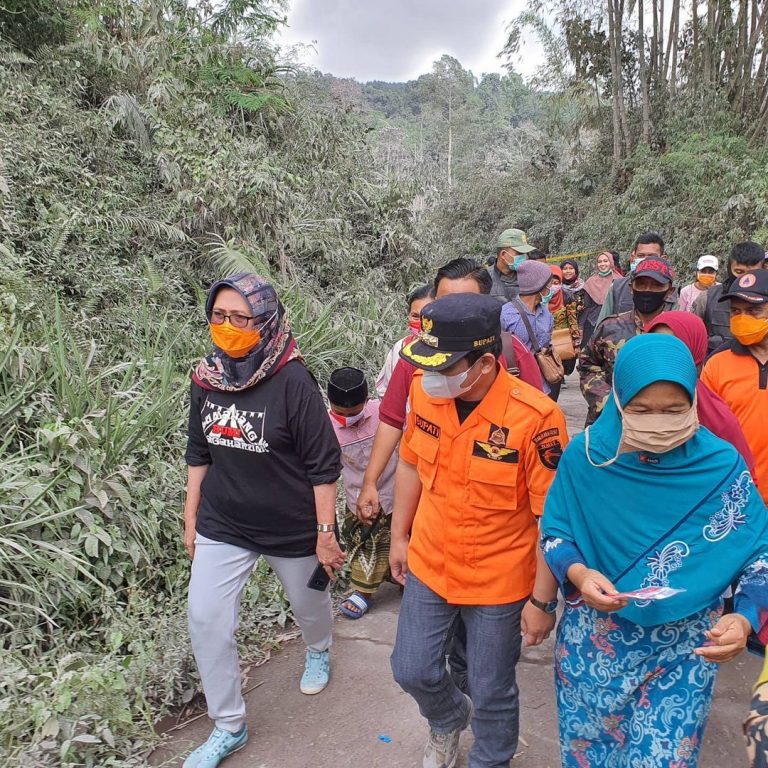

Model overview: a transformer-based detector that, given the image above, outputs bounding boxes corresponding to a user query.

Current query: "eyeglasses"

[208,310,254,329]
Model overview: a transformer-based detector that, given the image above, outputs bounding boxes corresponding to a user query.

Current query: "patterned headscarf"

[561,259,585,292]
[192,273,303,392]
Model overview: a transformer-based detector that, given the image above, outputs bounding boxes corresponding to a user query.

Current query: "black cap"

[718,270,768,304]
[399,293,501,371]
[632,257,675,285]
[328,367,368,407]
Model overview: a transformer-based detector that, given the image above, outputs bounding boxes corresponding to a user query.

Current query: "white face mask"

[330,408,366,428]
[586,389,699,467]
[422,359,480,399]
[345,410,366,427]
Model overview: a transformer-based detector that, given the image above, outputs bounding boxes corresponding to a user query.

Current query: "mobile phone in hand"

[306,563,331,591]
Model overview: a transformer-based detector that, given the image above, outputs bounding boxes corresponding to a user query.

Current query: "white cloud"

[276,0,544,82]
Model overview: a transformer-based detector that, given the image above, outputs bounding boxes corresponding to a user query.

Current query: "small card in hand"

[614,586,686,602]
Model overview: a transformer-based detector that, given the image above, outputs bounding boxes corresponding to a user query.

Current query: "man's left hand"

[521,600,556,647]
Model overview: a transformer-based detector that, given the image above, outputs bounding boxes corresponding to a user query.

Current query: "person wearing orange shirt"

[701,259,768,504]
[389,293,567,768]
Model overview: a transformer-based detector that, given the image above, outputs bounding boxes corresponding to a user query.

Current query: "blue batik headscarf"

[542,334,768,626]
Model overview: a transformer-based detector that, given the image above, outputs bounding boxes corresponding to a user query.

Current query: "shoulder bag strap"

[511,299,542,353]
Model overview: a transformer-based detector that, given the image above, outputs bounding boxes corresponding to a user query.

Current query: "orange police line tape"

[544,250,605,264]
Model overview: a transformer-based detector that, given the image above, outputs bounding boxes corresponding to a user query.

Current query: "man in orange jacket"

[702,259,768,505]
[389,293,567,768]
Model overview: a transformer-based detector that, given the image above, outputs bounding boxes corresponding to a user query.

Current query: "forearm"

[313,483,337,527]
[579,358,610,420]
[362,422,402,487]
[578,351,608,396]
[184,465,209,524]
[734,553,768,638]
[542,536,587,586]
[532,544,558,602]
[391,459,421,540]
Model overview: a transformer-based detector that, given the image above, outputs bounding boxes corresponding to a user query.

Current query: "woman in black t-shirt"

[182,273,343,768]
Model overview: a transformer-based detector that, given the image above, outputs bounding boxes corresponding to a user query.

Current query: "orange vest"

[400,367,568,604]
[702,348,768,504]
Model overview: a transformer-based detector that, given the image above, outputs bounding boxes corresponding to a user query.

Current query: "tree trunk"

[693,0,700,90]
[748,84,768,140]
[715,1,731,85]
[705,0,716,85]
[663,0,680,92]
[616,0,632,156]
[608,0,631,163]
[737,0,768,111]
[639,0,651,142]
[670,0,680,94]
[730,0,749,101]
[651,0,660,82]
[607,0,624,169]
[659,0,666,77]
[756,15,768,108]
[447,85,453,186]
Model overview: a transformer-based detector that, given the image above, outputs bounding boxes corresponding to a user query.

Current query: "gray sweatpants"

[188,534,333,732]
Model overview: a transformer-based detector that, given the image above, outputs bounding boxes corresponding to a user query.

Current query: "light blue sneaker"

[299,649,330,694]
[182,725,248,768]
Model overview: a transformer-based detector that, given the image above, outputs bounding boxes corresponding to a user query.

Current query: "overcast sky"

[276,0,543,83]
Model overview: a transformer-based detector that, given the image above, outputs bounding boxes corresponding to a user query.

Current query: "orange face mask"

[731,314,768,346]
[210,322,262,358]
[697,273,716,287]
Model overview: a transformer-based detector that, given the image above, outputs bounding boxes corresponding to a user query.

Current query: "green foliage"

[0,0,80,53]
[0,2,430,764]
[421,122,768,276]
[5,1,768,764]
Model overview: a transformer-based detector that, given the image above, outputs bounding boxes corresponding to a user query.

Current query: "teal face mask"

[630,258,644,273]
[540,286,555,304]
[505,254,526,270]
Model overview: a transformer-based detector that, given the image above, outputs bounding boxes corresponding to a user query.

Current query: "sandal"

[340,591,370,619]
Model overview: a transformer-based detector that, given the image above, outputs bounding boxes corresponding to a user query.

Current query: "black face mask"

[632,289,667,314]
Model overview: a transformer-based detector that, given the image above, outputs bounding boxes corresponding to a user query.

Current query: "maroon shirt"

[378,336,544,430]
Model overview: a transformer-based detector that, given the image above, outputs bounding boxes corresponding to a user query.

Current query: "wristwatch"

[529,595,558,614]
[316,523,335,533]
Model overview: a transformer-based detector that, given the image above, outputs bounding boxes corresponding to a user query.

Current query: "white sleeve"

[375,338,405,397]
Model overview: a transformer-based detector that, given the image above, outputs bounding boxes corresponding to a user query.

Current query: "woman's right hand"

[567,564,628,612]
[183,522,196,560]
[356,483,380,525]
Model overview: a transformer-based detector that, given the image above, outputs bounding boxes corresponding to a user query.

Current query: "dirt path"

[152,373,758,768]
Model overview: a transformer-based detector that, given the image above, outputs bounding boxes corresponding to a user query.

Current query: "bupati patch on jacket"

[533,427,562,469]
[472,441,519,463]
[415,414,440,439]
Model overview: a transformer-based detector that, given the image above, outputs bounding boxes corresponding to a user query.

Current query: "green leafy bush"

[0,3,428,764]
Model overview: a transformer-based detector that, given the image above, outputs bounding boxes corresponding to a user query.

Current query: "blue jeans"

[391,573,525,768]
